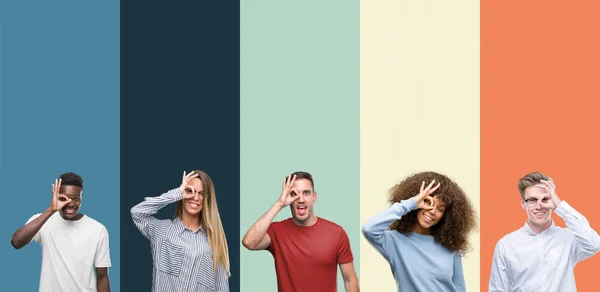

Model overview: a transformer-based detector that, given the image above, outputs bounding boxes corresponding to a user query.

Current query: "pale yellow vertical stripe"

[360,1,480,291]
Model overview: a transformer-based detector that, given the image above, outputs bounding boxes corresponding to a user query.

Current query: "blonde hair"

[174,170,230,276]
[518,171,551,198]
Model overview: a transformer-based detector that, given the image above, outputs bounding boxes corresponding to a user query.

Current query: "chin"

[419,222,433,229]
[184,208,202,216]
[530,217,550,226]
[60,209,79,219]
[293,214,308,222]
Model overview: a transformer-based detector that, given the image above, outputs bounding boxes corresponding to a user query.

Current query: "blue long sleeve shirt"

[362,197,466,292]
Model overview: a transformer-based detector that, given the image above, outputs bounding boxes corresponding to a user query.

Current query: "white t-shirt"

[27,212,111,292]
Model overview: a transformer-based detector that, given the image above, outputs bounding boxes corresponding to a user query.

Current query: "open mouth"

[296,205,307,216]
[63,206,77,216]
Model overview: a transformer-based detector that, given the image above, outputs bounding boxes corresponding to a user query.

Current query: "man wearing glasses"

[489,171,600,292]
[11,172,111,292]
[242,171,359,292]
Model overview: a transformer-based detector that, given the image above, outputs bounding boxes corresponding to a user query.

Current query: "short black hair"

[288,171,314,190]
[59,172,83,188]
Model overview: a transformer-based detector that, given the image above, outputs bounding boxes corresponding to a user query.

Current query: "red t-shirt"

[266,217,354,292]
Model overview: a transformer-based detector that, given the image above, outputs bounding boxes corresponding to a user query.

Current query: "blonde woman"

[131,170,230,292]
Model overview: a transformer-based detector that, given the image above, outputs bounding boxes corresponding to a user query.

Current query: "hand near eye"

[538,179,562,210]
[278,175,300,208]
[183,185,198,200]
[50,178,71,212]
[415,180,440,211]
[179,171,199,195]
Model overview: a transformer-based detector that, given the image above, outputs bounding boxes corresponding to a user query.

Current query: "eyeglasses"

[523,197,550,207]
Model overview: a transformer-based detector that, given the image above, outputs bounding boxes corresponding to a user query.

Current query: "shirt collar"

[174,217,205,234]
[523,220,556,236]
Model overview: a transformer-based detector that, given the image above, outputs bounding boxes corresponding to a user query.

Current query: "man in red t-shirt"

[242,171,359,292]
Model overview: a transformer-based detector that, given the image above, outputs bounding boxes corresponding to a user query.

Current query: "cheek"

[435,211,445,222]
[415,212,423,221]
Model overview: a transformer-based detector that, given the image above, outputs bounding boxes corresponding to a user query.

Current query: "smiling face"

[59,185,82,220]
[414,196,446,233]
[522,184,553,229]
[183,177,205,217]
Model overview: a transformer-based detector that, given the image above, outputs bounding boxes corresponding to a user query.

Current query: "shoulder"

[551,225,574,238]
[317,217,341,227]
[81,214,103,226]
[495,227,526,250]
[26,213,44,224]
[272,218,288,228]
[80,215,126,238]
[316,217,346,232]
[269,218,291,232]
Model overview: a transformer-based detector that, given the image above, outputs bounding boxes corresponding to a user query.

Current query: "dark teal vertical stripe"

[120,1,240,291]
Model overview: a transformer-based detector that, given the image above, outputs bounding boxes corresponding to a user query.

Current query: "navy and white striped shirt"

[131,188,229,292]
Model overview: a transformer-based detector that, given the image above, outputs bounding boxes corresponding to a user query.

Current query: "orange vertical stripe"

[481,1,600,291]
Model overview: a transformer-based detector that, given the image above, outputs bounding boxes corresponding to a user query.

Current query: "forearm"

[556,201,600,251]
[97,275,110,292]
[242,202,282,249]
[11,208,54,249]
[362,198,416,243]
[344,277,359,292]
[131,189,181,220]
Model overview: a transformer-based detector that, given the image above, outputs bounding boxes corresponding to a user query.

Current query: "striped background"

[2,1,599,291]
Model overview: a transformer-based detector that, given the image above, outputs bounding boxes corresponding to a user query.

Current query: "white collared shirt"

[489,201,600,292]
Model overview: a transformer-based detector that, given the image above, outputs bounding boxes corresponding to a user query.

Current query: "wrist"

[274,201,285,211]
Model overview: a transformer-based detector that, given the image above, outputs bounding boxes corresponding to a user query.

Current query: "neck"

[292,214,318,227]
[181,212,202,232]
[411,223,432,235]
[527,219,552,234]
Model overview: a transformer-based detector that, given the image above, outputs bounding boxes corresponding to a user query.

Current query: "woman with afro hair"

[362,171,477,292]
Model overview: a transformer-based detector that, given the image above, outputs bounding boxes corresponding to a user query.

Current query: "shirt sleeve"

[94,226,112,268]
[554,201,600,262]
[130,188,181,241]
[361,198,417,259]
[266,222,278,253]
[336,228,354,264]
[452,253,466,292]
[25,213,43,243]
[489,240,510,292]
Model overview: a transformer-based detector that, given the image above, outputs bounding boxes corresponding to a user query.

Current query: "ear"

[313,192,317,203]
[521,199,526,210]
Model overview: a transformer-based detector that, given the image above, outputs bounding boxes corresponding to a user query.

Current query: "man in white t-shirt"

[11,172,112,292]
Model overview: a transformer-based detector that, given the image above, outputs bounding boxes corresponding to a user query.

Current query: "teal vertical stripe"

[240,0,360,290]
[0,1,119,290]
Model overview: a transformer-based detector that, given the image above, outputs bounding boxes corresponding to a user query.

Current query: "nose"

[298,194,305,203]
